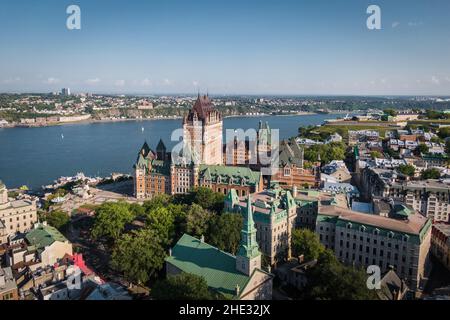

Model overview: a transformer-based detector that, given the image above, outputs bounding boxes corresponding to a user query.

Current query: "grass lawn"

[311,124,393,140]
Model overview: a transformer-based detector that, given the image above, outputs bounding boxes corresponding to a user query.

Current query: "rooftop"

[318,205,431,237]
[25,223,68,251]
[166,234,255,299]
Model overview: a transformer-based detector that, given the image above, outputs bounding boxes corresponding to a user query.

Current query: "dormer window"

[373,228,380,236]
[347,222,352,229]
[388,231,394,239]
[403,234,409,242]
[360,226,366,232]
[284,167,291,176]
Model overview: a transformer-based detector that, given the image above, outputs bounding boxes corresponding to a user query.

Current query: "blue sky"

[1,0,450,95]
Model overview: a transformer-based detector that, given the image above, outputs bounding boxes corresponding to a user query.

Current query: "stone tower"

[182,94,223,165]
[236,195,262,276]
[0,180,8,209]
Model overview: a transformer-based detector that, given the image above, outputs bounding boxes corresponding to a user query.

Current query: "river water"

[0,114,341,189]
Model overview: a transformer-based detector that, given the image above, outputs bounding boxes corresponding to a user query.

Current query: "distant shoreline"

[0,111,327,129]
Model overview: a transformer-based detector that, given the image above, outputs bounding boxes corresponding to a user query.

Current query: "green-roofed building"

[198,165,263,197]
[315,202,432,293]
[25,222,73,266]
[225,187,297,265]
[166,204,273,300]
[134,140,172,199]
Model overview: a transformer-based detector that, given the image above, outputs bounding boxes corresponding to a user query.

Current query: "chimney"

[293,186,298,197]
[169,248,172,257]
[298,255,304,264]
[235,284,240,297]
[0,272,5,287]
[200,235,205,243]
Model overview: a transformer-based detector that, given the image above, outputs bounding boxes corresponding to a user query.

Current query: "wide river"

[0,114,341,189]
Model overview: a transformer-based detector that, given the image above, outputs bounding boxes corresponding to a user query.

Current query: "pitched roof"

[192,95,214,120]
[156,139,166,152]
[198,165,261,186]
[166,234,252,299]
[25,223,68,251]
[278,138,304,167]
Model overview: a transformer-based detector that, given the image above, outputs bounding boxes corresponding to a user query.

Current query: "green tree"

[91,202,135,241]
[146,207,175,245]
[189,187,225,213]
[306,250,378,300]
[370,151,382,159]
[209,213,243,255]
[143,194,173,212]
[416,144,429,155]
[291,229,325,261]
[152,273,215,300]
[421,168,441,180]
[186,204,214,238]
[383,109,397,117]
[45,210,70,231]
[111,228,166,285]
[438,127,450,139]
[446,139,450,154]
[397,164,416,177]
[304,142,346,164]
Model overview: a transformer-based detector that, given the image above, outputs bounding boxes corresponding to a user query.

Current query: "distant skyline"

[1,0,450,95]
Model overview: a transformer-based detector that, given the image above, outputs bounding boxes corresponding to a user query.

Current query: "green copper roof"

[198,165,261,186]
[278,138,304,167]
[237,195,261,259]
[166,234,252,299]
[26,223,68,251]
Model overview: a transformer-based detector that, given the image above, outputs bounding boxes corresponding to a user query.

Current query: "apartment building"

[225,188,297,265]
[0,181,38,244]
[315,203,432,291]
[431,224,450,272]
[361,168,450,222]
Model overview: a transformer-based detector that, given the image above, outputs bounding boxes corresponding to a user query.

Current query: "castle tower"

[0,180,8,209]
[183,94,223,165]
[236,195,262,276]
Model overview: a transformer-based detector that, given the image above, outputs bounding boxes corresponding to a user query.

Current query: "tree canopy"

[208,213,243,255]
[91,202,136,241]
[45,210,70,231]
[421,168,441,180]
[186,204,214,239]
[292,229,324,261]
[111,228,166,285]
[397,164,416,177]
[151,273,216,300]
[305,250,378,300]
[304,142,346,164]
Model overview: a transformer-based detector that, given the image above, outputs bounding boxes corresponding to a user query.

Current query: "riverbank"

[0,111,322,129]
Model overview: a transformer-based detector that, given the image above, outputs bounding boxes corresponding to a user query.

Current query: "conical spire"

[237,194,260,259]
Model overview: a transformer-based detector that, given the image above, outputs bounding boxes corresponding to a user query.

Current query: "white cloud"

[392,22,400,28]
[115,80,125,87]
[140,78,152,87]
[431,76,440,85]
[408,21,423,27]
[85,78,100,85]
[445,76,450,82]
[2,77,21,84]
[44,77,60,85]
[193,80,199,87]
[163,78,172,85]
